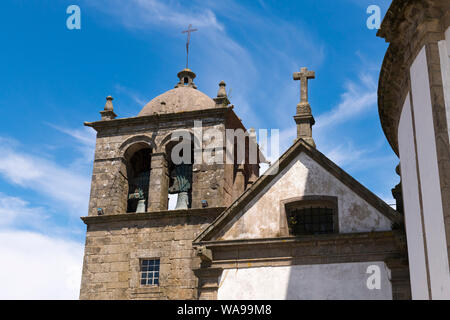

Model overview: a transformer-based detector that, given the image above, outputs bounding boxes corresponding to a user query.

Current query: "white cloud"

[323,141,369,168]
[0,230,83,299]
[114,84,148,107]
[47,124,96,166]
[278,126,297,154]
[88,0,223,31]
[50,126,96,150]
[0,139,91,215]
[0,193,48,229]
[315,72,377,130]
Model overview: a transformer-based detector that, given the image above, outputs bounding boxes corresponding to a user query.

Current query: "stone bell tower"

[79,68,261,299]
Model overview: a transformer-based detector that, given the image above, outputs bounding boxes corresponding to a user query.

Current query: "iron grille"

[287,206,334,235]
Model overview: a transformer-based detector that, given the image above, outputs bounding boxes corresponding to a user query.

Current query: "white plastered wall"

[398,93,430,300]
[219,152,392,240]
[217,262,392,300]
[409,46,450,299]
[438,27,450,142]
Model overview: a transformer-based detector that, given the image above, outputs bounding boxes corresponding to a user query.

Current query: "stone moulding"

[81,207,226,225]
[377,0,449,154]
[194,230,404,250]
[84,107,232,131]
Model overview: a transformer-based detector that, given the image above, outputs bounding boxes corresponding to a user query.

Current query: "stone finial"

[104,96,114,111]
[293,67,316,147]
[217,80,227,97]
[100,95,117,120]
[213,80,230,106]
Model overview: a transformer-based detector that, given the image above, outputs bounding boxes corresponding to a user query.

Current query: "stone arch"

[119,135,157,159]
[117,136,156,213]
[157,129,200,154]
[157,129,200,210]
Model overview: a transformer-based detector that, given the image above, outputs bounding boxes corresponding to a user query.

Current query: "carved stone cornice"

[81,207,226,225]
[84,107,232,132]
[196,230,408,269]
[377,0,449,154]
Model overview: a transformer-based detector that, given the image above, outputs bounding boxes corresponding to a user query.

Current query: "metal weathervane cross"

[182,24,198,69]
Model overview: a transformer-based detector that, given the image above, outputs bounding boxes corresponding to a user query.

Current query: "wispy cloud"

[324,141,368,168]
[46,124,96,166]
[0,128,92,299]
[0,138,91,215]
[114,84,148,107]
[315,72,377,130]
[0,193,48,229]
[89,0,224,31]
[84,0,326,130]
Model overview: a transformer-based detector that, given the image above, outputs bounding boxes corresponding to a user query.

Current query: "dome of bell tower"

[137,69,216,116]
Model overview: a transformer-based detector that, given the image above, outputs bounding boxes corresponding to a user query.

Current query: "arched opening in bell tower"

[125,145,152,213]
[165,137,194,210]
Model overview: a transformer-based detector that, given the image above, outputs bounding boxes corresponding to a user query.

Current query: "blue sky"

[0,0,395,298]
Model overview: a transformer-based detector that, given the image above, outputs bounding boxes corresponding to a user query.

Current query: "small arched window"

[280,196,338,236]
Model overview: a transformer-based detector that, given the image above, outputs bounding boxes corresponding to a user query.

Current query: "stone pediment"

[194,138,401,243]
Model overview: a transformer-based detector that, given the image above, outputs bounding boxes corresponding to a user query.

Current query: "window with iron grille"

[286,206,335,235]
[140,259,160,286]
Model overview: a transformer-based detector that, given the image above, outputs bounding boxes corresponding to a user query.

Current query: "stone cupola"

[138,69,216,116]
[175,68,197,89]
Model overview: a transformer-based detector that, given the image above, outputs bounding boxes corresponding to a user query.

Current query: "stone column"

[148,152,169,211]
[193,267,223,300]
[386,259,412,300]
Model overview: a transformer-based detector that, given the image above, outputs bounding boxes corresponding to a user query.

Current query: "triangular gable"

[194,138,401,243]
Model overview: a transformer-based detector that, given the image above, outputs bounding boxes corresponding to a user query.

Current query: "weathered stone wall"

[217,152,393,241]
[87,117,228,216]
[192,163,225,208]
[79,209,222,300]
[82,107,261,299]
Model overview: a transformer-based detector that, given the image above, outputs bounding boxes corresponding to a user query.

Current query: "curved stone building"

[377,0,450,299]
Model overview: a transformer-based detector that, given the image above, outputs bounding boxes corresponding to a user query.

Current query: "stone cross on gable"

[293,67,315,103]
[292,67,316,148]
